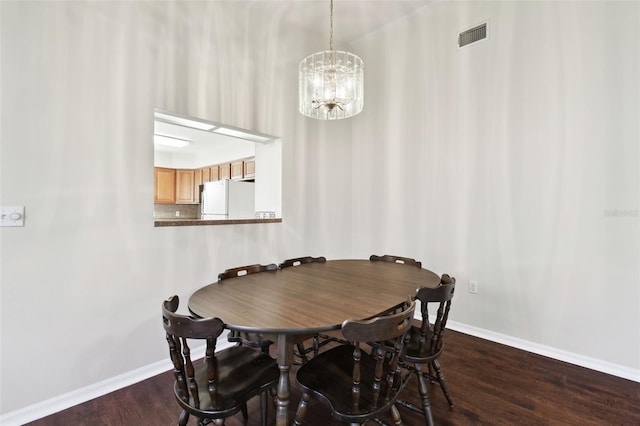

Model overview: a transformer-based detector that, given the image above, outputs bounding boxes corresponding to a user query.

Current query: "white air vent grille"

[458,23,487,47]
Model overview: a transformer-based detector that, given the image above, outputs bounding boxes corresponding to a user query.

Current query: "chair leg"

[296,342,309,363]
[431,359,454,407]
[293,392,310,425]
[414,364,435,426]
[241,401,248,424]
[260,390,268,426]
[178,410,189,426]
[313,334,320,357]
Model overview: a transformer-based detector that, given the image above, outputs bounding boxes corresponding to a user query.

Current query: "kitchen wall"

[1,0,638,422]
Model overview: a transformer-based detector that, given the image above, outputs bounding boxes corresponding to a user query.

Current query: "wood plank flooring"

[26,331,640,425]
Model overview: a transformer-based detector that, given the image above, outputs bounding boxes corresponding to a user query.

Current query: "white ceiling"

[253,0,434,44]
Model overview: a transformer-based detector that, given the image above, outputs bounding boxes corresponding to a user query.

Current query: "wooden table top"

[188,259,441,334]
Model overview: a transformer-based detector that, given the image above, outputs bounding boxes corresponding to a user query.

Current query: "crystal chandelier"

[299,0,364,120]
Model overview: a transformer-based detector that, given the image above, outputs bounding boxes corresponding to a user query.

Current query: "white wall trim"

[447,320,640,383]
[2,325,638,425]
[0,341,234,426]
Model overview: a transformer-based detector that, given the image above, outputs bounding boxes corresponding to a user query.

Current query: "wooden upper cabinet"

[154,167,176,204]
[244,159,255,179]
[175,169,197,204]
[219,163,231,180]
[201,167,211,183]
[231,161,244,180]
[210,165,220,181]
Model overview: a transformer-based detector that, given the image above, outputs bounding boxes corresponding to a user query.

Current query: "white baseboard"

[2,325,638,425]
[0,340,233,426]
[446,320,640,383]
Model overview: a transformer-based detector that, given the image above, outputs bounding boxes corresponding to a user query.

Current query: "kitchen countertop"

[154,218,282,227]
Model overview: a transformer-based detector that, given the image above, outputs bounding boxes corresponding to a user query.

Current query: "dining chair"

[369,254,422,268]
[293,300,417,425]
[218,263,278,354]
[370,254,423,315]
[398,275,456,426]
[218,263,278,280]
[278,255,326,269]
[162,295,279,426]
[278,256,331,363]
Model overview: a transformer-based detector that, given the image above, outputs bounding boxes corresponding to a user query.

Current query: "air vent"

[458,22,487,47]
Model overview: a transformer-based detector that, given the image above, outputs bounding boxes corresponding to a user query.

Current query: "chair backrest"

[217,263,278,281]
[162,295,225,409]
[414,275,456,358]
[340,300,416,406]
[279,256,326,269]
[369,254,422,268]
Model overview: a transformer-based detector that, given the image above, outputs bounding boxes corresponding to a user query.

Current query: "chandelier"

[299,0,364,120]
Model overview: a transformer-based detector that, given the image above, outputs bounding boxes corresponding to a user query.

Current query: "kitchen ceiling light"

[299,0,364,120]
[154,134,190,148]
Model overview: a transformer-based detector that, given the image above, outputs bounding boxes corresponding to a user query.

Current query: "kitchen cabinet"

[201,167,211,183]
[244,159,255,179]
[231,161,244,180]
[210,165,220,181]
[154,167,176,204]
[219,163,231,180]
[175,169,197,204]
[155,168,200,204]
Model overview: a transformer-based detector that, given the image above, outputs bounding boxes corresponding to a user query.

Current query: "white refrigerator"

[200,180,255,219]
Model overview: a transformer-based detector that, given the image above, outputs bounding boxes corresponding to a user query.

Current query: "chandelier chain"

[329,0,334,51]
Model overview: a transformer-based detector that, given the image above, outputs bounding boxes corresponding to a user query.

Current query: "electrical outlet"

[469,280,479,294]
[175,211,180,217]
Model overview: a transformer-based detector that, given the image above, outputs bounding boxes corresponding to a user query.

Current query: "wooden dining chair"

[398,275,456,426]
[278,256,330,363]
[218,263,278,281]
[218,263,278,354]
[162,295,279,426]
[293,300,416,425]
[278,255,326,269]
[369,254,422,268]
[370,254,423,315]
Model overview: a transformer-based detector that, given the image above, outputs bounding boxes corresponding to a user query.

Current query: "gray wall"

[350,0,639,369]
[1,0,638,419]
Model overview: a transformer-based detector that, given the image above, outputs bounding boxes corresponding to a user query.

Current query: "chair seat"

[402,324,444,362]
[296,345,407,423]
[175,345,279,418]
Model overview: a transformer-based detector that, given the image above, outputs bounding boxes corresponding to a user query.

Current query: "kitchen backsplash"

[154,204,200,219]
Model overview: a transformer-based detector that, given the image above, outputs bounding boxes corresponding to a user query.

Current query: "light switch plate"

[1,206,25,227]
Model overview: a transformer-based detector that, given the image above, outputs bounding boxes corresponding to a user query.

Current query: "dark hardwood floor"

[27,331,640,425]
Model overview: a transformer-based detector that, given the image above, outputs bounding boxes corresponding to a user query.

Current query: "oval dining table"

[188,258,441,426]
